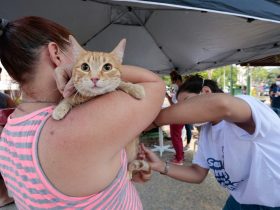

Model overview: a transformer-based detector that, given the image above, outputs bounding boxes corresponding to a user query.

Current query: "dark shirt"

[0,92,8,109]
[271,85,280,109]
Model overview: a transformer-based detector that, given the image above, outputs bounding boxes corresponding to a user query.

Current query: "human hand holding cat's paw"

[54,66,76,98]
[140,144,164,173]
[131,171,152,183]
[54,35,86,98]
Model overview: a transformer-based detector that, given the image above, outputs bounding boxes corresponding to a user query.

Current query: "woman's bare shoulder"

[42,91,147,154]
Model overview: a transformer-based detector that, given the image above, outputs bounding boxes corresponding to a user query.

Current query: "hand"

[53,35,85,98]
[54,66,76,98]
[131,171,152,183]
[130,145,153,183]
[139,144,164,173]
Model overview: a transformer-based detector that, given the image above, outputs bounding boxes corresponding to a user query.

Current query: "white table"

[151,127,175,157]
[151,100,187,157]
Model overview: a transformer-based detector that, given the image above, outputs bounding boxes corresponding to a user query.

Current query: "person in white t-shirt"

[142,75,280,209]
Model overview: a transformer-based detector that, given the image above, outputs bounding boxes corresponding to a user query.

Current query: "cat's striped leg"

[52,99,73,120]
[118,81,145,99]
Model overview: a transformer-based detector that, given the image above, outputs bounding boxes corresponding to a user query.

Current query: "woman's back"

[0,106,143,209]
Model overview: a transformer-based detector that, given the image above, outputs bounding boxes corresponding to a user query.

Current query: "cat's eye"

[81,63,90,72]
[103,63,113,71]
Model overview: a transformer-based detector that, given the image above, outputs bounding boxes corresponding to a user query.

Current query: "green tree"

[162,66,280,93]
[251,67,269,85]
[188,65,238,91]
[161,75,171,86]
[267,68,280,84]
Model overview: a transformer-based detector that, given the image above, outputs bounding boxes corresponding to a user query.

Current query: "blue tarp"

[132,0,280,22]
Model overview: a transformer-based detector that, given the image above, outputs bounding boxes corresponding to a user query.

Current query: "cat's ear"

[69,35,86,61]
[111,39,126,63]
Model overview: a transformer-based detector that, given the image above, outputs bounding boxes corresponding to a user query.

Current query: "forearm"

[153,93,253,127]
[154,94,228,126]
[121,65,163,84]
[154,161,208,183]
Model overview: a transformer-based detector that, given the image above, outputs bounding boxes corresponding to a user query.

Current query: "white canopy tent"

[1,0,280,74]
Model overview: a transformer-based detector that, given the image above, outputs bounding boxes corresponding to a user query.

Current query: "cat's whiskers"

[72,89,80,102]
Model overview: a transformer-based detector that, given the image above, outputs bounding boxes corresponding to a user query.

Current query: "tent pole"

[230,65,234,95]
[223,66,226,92]
[246,66,251,95]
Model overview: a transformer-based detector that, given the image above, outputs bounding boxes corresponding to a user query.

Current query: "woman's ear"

[47,42,61,67]
[202,86,212,94]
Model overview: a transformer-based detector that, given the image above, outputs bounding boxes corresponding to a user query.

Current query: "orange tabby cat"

[53,36,150,180]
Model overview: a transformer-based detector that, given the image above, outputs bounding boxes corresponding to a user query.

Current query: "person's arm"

[140,144,208,183]
[276,89,280,97]
[152,93,255,134]
[269,84,277,98]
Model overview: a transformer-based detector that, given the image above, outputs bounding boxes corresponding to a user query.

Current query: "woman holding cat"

[142,75,280,210]
[0,16,165,209]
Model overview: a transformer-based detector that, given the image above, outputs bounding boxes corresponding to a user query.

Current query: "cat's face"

[72,51,122,97]
[68,37,126,97]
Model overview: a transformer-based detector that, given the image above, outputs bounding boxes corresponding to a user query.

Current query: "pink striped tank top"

[0,106,143,210]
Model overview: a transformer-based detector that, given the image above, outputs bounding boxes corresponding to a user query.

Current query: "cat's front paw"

[131,84,145,99]
[52,102,72,120]
[128,160,151,173]
[127,160,151,181]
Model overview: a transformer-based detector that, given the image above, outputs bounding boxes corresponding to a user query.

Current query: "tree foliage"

[162,66,280,93]
[187,65,238,90]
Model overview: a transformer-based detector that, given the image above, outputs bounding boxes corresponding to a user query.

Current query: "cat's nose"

[91,77,99,85]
